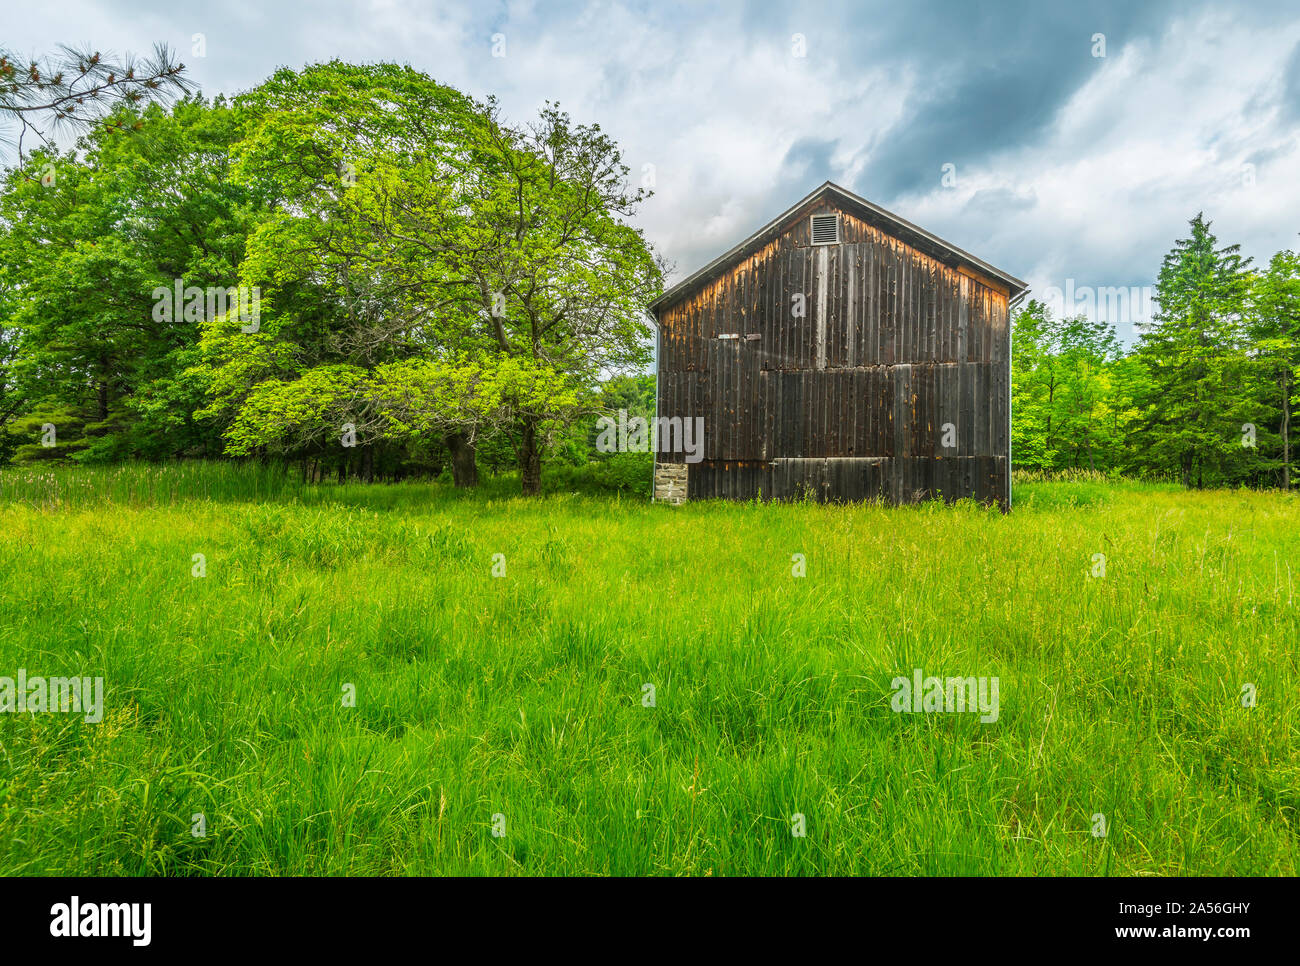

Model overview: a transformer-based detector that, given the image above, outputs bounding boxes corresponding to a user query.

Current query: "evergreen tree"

[1248,248,1300,488]
[1132,214,1254,487]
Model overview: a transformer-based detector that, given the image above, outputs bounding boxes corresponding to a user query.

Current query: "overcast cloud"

[6,0,1300,342]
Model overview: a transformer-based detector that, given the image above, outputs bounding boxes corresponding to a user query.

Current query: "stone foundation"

[653,462,688,504]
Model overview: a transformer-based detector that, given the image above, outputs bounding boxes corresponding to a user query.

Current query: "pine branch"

[0,43,194,156]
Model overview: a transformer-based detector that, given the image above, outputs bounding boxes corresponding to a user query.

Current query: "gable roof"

[648,181,1028,314]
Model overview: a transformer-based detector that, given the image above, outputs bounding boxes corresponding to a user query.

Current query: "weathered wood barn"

[650,182,1027,508]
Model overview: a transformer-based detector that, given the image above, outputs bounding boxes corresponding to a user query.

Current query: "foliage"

[0,96,264,463]
[1012,215,1299,489]
[0,60,1292,494]
[184,62,660,492]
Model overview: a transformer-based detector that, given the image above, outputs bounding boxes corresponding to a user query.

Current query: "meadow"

[0,463,1296,875]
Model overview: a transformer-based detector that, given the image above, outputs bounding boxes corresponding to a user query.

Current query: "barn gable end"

[650,182,1027,508]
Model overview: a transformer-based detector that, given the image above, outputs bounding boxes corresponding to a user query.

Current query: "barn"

[649,181,1027,508]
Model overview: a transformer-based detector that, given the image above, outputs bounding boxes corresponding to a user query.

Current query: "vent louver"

[811,213,839,245]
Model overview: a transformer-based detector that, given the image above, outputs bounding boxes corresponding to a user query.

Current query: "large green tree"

[442,102,662,492]
[192,62,661,492]
[1131,214,1258,488]
[188,62,505,482]
[0,96,265,462]
[1248,248,1300,488]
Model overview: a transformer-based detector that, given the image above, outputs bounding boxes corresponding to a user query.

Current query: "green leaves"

[1132,214,1265,487]
[213,354,582,459]
[190,63,660,490]
[0,95,264,462]
[1,59,662,486]
[1011,299,1126,473]
[1012,215,1298,489]
[223,364,367,455]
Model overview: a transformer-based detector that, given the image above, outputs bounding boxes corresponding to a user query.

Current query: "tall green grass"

[0,463,1296,875]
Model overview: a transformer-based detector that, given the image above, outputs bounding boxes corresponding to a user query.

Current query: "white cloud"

[894,8,1300,340]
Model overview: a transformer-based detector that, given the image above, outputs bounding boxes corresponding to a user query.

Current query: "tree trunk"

[519,419,542,496]
[445,433,478,488]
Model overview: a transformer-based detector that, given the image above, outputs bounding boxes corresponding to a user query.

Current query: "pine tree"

[1249,248,1300,488]
[1133,214,1254,487]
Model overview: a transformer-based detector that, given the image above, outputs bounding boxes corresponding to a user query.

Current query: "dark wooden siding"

[655,198,1010,508]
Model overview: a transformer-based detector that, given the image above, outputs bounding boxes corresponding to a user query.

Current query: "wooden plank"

[847,249,857,368]
[957,275,969,364]
[815,245,828,369]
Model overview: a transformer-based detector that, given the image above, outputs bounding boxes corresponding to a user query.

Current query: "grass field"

[0,463,1296,875]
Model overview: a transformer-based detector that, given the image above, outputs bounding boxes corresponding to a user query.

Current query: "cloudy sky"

[7,0,1300,342]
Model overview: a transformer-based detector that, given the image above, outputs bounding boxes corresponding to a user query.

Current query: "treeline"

[1013,215,1299,489]
[3,59,1296,495]
[0,61,662,493]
